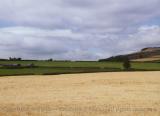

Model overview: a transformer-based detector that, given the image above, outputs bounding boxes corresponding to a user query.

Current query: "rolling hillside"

[99,47,160,62]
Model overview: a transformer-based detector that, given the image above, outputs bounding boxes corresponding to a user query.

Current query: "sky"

[0,0,160,60]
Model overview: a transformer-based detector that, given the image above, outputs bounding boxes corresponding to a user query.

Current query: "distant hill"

[99,47,160,62]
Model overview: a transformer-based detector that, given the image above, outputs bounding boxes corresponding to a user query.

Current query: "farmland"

[0,60,160,76]
[0,71,159,116]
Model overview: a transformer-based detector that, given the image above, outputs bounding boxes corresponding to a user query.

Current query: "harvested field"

[0,72,160,116]
[132,55,160,62]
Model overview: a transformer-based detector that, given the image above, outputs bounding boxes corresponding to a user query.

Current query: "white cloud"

[0,26,84,39]
[117,25,160,54]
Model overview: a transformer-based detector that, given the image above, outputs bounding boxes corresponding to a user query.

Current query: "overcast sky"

[0,0,160,60]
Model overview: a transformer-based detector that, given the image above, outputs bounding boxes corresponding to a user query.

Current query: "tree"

[47,58,53,61]
[9,57,22,61]
[123,57,131,70]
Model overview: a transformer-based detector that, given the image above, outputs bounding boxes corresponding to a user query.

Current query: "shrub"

[123,57,131,70]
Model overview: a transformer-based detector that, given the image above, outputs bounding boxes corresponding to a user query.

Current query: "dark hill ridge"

[141,47,160,52]
[99,47,160,62]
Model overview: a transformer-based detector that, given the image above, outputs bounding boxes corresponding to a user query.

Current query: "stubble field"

[0,71,159,116]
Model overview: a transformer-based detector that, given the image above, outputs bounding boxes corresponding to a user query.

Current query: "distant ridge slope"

[99,47,160,62]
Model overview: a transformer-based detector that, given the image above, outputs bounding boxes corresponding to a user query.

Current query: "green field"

[0,60,160,76]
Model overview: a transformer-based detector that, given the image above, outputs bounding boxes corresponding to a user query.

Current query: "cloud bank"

[0,0,160,60]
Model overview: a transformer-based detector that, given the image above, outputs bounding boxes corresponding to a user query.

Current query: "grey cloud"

[0,0,160,60]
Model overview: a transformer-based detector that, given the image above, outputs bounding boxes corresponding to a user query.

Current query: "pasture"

[0,61,160,76]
